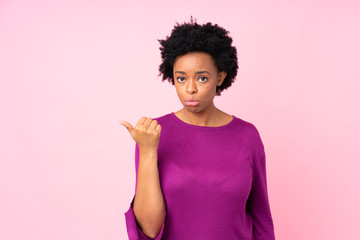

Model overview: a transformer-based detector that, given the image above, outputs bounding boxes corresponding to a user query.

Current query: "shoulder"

[233,115,262,138]
[232,115,265,152]
[231,116,267,171]
[150,112,177,133]
[152,112,173,124]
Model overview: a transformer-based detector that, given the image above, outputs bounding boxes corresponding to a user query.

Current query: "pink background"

[1,0,359,239]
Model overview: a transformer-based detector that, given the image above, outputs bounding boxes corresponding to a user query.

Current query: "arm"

[121,117,166,240]
[125,144,166,240]
[247,150,276,240]
[133,147,166,238]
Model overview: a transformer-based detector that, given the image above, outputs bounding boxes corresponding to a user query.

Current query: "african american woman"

[119,17,276,240]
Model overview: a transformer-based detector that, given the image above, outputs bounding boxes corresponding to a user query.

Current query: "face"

[173,51,227,114]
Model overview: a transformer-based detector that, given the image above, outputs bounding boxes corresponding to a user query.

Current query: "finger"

[119,120,134,133]
[143,117,153,127]
[155,124,161,132]
[136,116,147,127]
[150,119,158,129]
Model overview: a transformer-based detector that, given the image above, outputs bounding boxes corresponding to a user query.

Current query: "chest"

[158,133,254,204]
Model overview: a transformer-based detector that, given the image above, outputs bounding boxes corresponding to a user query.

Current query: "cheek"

[202,85,217,97]
[174,86,184,97]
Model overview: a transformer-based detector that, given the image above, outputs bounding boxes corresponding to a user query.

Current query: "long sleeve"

[124,143,166,240]
[247,148,275,240]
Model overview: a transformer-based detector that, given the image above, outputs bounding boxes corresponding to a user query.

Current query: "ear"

[217,71,227,86]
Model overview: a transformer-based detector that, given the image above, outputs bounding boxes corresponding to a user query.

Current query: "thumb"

[119,121,134,135]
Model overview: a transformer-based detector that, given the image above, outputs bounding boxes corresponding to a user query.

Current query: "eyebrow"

[174,71,210,74]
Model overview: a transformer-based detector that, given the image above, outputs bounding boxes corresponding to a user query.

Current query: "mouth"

[184,99,199,106]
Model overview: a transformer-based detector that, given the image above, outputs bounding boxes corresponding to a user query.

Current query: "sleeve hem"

[124,196,166,240]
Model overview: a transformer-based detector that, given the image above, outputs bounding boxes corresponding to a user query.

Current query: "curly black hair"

[158,17,238,96]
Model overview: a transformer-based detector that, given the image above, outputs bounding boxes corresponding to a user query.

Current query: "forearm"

[133,149,166,238]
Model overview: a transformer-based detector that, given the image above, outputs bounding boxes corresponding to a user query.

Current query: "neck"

[179,104,221,127]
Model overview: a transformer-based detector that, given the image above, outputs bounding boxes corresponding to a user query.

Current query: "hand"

[119,116,161,151]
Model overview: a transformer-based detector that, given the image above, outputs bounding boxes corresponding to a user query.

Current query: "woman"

[119,17,275,240]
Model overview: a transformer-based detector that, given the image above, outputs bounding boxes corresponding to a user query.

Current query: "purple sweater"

[124,112,275,240]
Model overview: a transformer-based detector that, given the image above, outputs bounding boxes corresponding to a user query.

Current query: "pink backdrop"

[1,0,359,239]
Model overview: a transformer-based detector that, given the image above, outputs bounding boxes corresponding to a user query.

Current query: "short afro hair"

[158,17,238,96]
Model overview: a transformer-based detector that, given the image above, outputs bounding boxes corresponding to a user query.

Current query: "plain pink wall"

[1,0,359,239]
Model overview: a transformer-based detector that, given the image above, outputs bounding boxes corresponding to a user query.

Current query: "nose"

[186,78,197,94]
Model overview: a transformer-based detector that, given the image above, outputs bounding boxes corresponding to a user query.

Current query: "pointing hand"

[119,116,161,151]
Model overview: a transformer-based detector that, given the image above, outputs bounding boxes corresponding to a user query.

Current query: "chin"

[184,106,202,113]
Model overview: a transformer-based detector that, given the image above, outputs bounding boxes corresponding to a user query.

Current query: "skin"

[173,51,234,126]
[118,51,233,237]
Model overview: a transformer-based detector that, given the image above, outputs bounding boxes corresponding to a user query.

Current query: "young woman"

[119,18,275,240]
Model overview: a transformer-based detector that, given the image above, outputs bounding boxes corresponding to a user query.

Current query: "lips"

[184,99,199,103]
[184,99,199,106]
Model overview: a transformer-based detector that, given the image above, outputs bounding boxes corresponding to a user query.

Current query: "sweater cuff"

[124,196,166,240]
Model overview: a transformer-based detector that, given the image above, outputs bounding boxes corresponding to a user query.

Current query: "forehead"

[173,52,217,71]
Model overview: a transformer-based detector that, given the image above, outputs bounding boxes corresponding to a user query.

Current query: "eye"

[198,77,208,82]
[176,77,185,82]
